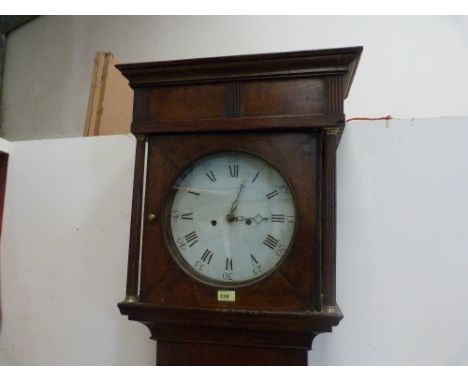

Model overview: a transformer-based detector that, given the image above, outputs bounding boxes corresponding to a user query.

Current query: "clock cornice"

[117,46,362,98]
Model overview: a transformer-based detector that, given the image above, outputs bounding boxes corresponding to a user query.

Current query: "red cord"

[346,115,393,122]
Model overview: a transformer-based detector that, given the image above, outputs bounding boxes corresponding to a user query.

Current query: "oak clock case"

[117,47,362,366]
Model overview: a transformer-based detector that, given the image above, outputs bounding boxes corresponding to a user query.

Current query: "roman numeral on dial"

[250,254,259,266]
[201,249,214,264]
[251,171,260,183]
[184,231,199,247]
[225,258,233,271]
[266,190,279,199]
[250,254,263,275]
[263,234,279,250]
[271,214,285,223]
[205,170,216,182]
[181,212,193,220]
[229,165,239,178]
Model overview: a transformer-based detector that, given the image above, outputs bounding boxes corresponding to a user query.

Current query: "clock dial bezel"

[163,149,298,288]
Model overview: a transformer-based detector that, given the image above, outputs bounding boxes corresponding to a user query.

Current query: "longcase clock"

[117,47,362,365]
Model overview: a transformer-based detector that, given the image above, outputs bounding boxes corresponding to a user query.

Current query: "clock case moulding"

[116,47,362,366]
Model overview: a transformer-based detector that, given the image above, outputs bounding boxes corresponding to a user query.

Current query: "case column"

[321,128,339,308]
[125,134,147,301]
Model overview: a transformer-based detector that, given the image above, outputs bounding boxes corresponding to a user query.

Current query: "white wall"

[313,116,468,365]
[0,135,155,365]
[2,16,468,140]
[1,118,467,365]
[0,138,10,154]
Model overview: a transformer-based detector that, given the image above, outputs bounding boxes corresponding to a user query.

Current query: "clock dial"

[168,151,296,286]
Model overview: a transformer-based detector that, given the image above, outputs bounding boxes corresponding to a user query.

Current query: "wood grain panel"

[148,83,225,121]
[242,78,325,117]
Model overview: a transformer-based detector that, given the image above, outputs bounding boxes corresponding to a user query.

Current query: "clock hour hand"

[235,214,269,225]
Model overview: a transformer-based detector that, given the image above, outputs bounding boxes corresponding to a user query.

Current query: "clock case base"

[118,301,342,366]
[117,47,362,365]
[157,341,307,366]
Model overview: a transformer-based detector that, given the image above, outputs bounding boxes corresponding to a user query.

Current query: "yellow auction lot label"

[217,290,236,302]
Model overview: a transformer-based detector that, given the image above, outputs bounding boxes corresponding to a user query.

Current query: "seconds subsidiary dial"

[168,151,296,286]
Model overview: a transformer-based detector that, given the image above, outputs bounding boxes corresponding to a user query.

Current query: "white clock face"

[168,151,296,286]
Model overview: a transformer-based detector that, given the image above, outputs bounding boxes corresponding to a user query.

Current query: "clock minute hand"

[226,177,248,222]
[229,183,245,213]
